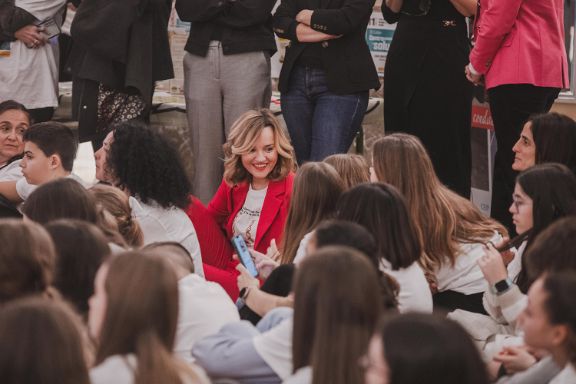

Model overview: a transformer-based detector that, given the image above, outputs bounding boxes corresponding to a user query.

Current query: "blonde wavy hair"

[223,109,296,185]
[90,184,144,248]
[323,154,370,189]
[372,133,507,271]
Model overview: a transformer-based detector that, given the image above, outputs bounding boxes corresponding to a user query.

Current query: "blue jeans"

[281,66,369,163]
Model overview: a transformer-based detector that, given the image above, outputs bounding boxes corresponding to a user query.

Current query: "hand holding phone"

[232,235,259,277]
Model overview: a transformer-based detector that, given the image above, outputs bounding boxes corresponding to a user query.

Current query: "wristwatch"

[239,287,251,300]
[491,278,514,295]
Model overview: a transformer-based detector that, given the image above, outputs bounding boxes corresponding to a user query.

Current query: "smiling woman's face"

[0,109,30,164]
[241,126,278,189]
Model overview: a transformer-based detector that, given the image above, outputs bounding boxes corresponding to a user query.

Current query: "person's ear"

[550,324,569,347]
[48,154,62,170]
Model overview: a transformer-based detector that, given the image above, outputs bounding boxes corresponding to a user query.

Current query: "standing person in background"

[465,0,568,233]
[0,0,65,122]
[68,0,173,148]
[383,0,475,198]
[175,0,277,204]
[273,0,380,164]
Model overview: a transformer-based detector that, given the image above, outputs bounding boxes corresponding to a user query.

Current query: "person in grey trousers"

[175,0,277,204]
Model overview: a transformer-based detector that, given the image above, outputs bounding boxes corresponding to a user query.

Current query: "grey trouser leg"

[183,43,271,204]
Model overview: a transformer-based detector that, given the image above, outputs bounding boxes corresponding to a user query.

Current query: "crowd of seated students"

[1,102,576,384]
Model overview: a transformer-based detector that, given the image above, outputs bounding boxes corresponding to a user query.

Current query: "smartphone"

[232,235,259,277]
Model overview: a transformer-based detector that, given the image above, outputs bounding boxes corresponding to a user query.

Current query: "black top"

[273,0,380,94]
[69,0,174,105]
[296,43,324,68]
[0,0,35,43]
[175,0,277,57]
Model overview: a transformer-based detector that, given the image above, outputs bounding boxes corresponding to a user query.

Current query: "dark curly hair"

[108,120,191,209]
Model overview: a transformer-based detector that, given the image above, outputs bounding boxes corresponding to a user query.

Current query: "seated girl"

[364,313,490,384]
[192,246,389,384]
[89,184,144,248]
[22,178,127,249]
[336,182,433,313]
[478,164,576,329]
[516,273,576,384]
[0,298,90,384]
[89,251,209,384]
[280,161,344,264]
[372,133,507,314]
[0,219,56,304]
[45,219,111,319]
[511,113,576,174]
[94,120,203,275]
[502,112,576,232]
[323,153,370,190]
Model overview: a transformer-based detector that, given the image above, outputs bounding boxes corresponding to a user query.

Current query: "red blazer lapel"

[226,182,250,238]
[253,178,287,250]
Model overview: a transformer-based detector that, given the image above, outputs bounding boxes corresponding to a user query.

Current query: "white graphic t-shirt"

[232,185,267,248]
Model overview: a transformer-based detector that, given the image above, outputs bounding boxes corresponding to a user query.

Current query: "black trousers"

[488,84,560,234]
[433,290,487,315]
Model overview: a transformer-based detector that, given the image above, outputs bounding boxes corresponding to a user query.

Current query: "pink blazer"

[470,0,569,90]
[207,173,295,255]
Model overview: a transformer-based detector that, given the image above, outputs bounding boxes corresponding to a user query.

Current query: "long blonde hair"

[323,154,370,189]
[280,162,345,264]
[372,134,507,270]
[95,252,202,384]
[90,184,144,248]
[223,109,296,185]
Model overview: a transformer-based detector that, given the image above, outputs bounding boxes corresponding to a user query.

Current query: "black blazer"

[273,0,380,94]
[69,0,174,103]
[0,0,35,43]
[175,0,277,57]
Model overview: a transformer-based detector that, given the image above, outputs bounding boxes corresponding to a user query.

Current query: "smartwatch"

[239,287,251,300]
[492,278,514,295]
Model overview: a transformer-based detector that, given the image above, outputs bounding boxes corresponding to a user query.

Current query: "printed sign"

[470,101,496,215]
[365,10,396,77]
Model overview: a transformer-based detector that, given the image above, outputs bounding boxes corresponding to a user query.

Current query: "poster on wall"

[156,5,191,95]
[365,10,396,77]
[470,100,496,216]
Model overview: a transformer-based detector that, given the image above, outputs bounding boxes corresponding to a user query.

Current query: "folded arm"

[273,0,340,42]
[307,0,375,36]
[176,0,275,28]
[0,2,36,42]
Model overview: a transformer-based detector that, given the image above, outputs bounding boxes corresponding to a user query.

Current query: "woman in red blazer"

[199,108,296,298]
[465,0,569,233]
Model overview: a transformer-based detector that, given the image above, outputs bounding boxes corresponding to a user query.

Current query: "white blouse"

[129,197,204,277]
[380,259,433,313]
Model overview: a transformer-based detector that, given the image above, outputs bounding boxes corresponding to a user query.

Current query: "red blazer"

[207,173,295,254]
[470,0,568,90]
